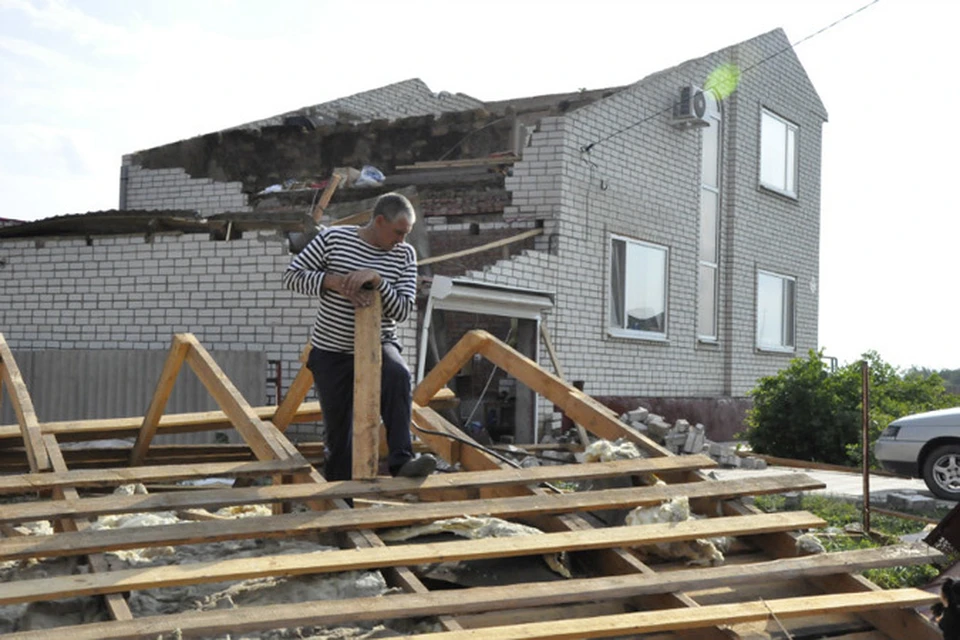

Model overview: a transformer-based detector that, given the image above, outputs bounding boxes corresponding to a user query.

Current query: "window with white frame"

[756,270,796,351]
[698,92,721,340]
[759,109,798,197]
[609,236,668,339]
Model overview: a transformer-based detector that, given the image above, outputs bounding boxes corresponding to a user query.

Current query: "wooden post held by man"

[353,291,382,479]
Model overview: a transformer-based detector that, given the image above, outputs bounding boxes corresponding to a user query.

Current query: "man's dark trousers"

[307,343,414,481]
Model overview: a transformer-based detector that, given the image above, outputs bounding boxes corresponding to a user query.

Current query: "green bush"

[742,350,956,466]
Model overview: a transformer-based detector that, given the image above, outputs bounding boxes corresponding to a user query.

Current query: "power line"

[580,0,879,154]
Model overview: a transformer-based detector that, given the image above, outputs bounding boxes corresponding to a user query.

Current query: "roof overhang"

[428,275,554,320]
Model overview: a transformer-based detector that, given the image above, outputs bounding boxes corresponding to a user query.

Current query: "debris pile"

[618,407,768,469]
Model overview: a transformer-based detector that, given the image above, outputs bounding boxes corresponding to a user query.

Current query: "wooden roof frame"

[0,330,945,639]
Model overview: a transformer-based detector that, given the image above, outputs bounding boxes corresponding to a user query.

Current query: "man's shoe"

[396,454,437,478]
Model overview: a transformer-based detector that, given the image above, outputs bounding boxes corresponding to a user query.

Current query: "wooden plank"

[0,402,324,445]
[539,323,590,448]
[723,498,942,639]
[0,455,718,524]
[181,334,290,462]
[42,434,133,621]
[353,292,381,479]
[330,209,372,227]
[0,459,308,495]
[413,590,937,640]
[0,335,50,471]
[0,511,824,604]
[737,451,909,478]
[412,331,490,414]
[271,345,314,432]
[477,332,672,457]
[0,475,826,560]
[419,228,542,266]
[310,172,342,223]
[4,544,935,640]
[129,335,190,465]
[396,155,520,170]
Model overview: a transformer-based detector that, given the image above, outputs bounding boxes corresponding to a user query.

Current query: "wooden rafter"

[41,434,133,621]
[0,333,50,471]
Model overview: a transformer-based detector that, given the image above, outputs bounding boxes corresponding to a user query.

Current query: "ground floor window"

[609,236,668,339]
[756,270,795,351]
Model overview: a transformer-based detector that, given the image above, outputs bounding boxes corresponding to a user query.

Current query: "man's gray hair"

[373,192,417,224]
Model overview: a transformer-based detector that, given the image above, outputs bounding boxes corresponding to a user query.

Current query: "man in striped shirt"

[283,192,437,481]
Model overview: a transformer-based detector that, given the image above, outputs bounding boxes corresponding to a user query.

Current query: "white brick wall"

[469,28,825,401]
[122,158,250,215]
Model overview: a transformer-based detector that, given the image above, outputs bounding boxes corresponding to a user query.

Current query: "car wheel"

[922,444,960,500]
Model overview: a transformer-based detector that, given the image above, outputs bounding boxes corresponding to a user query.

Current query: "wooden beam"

[396,155,520,170]
[413,331,490,408]
[723,497,942,639]
[330,209,372,227]
[42,434,133,621]
[4,544,937,640]
[0,459,308,495]
[272,345,314,432]
[0,403,324,445]
[0,334,50,471]
[353,292,381,479]
[311,172,342,223]
[180,334,290,462]
[129,334,190,465]
[477,332,672,457]
[539,323,590,448]
[412,590,937,640]
[0,512,824,604]
[0,455,718,524]
[418,228,542,267]
[0,475,826,560]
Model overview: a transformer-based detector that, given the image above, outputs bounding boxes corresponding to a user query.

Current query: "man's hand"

[339,269,381,308]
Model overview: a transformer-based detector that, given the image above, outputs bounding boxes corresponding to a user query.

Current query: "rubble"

[618,407,765,469]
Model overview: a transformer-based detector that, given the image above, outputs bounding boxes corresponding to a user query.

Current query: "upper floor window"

[698,93,721,341]
[760,109,798,198]
[609,236,669,340]
[756,270,796,351]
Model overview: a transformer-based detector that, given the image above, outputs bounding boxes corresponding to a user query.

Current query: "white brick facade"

[468,29,825,399]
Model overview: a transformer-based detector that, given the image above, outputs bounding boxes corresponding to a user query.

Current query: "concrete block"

[682,424,706,454]
[626,407,649,423]
[645,416,672,440]
[673,419,690,433]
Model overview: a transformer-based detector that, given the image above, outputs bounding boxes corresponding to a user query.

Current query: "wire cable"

[580,0,879,154]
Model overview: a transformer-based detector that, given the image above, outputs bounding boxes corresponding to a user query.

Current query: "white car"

[874,406,960,500]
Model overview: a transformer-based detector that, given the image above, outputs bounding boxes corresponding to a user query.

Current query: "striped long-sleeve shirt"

[282,226,417,353]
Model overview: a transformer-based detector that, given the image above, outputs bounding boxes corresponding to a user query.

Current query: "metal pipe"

[861,359,870,533]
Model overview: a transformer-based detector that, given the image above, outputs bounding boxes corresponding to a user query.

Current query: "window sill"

[758,183,798,201]
[756,345,796,355]
[697,338,720,349]
[607,328,669,344]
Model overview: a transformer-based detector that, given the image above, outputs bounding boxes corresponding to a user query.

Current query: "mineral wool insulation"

[0,484,440,638]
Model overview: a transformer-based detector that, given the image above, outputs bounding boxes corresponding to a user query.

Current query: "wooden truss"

[0,329,945,639]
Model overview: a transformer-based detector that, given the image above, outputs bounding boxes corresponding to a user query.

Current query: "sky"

[1,0,958,373]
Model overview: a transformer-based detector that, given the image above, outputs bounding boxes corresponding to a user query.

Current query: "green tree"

[742,350,957,466]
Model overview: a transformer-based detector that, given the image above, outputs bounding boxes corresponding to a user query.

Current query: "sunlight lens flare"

[704,63,741,100]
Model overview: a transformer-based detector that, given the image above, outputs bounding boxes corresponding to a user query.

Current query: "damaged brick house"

[0,27,825,443]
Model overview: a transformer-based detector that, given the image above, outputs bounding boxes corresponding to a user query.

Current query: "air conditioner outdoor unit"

[672,86,710,129]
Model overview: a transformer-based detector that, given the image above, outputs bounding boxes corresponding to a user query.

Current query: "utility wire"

[580,0,879,154]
